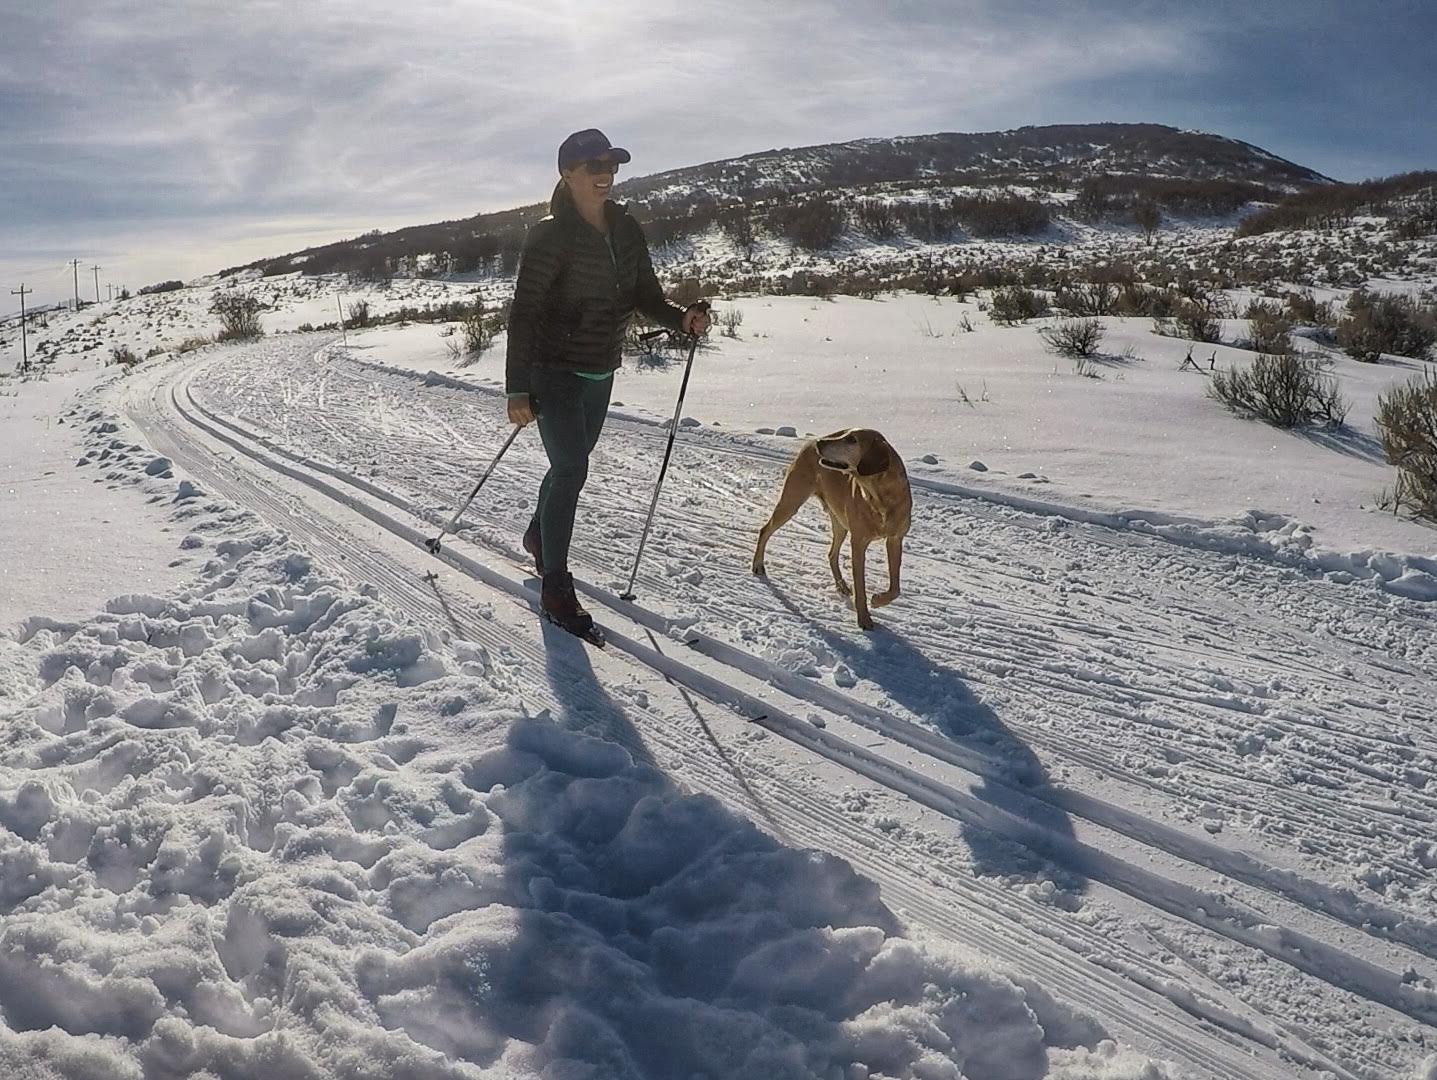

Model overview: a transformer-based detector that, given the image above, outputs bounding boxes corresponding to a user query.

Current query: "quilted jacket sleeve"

[505,221,563,395]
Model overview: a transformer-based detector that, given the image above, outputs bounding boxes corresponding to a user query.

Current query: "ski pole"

[425,423,523,554]
[620,302,710,601]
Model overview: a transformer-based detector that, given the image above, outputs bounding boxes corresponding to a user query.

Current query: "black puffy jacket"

[504,196,686,395]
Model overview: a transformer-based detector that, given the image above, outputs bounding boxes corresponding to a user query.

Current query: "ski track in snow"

[6,376,1188,1080]
[102,335,1437,1078]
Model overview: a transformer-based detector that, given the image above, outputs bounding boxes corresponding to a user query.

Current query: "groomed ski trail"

[120,337,1437,1079]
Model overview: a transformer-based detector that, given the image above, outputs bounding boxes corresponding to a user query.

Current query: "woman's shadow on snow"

[762,578,1085,892]
[538,616,659,771]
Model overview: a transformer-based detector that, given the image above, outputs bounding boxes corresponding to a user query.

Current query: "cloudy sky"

[3,0,1434,311]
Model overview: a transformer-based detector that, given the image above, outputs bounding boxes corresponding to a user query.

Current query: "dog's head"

[816,429,893,478]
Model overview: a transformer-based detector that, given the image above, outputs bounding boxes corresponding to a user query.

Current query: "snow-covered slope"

[3,289,1437,1076]
[620,122,1328,205]
[3,132,1437,1078]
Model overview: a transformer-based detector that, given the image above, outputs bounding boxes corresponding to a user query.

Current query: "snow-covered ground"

[3,268,1437,1079]
[351,292,1437,598]
[0,371,188,627]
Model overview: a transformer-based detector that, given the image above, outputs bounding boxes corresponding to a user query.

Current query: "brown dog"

[752,428,912,630]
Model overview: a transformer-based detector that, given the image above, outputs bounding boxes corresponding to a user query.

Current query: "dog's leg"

[752,471,812,575]
[871,535,903,608]
[827,517,850,595]
[851,534,874,630]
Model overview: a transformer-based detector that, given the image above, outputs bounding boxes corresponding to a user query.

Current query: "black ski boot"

[522,518,544,576]
[541,571,603,645]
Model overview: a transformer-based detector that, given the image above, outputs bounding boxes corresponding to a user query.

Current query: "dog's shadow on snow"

[762,579,1086,893]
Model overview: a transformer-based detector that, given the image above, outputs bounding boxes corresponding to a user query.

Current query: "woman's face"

[562,156,620,204]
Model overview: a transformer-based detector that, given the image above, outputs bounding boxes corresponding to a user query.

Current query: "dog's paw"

[834,578,852,596]
[871,590,898,608]
[857,613,876,631]
[751,561,767,577]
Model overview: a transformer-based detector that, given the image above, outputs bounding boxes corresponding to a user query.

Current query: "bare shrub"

[175,334,215,354]
[1117,283,1182,318]
[951,193,1050,237]
[1284,291,1336,327]
[895,200,956,241]
[1335,289,1437,363]
[460,301,501,358]
[626,323,682,369]
[1242,300,1295,354]
[720,211,758,260]
[109,344,140,369]
[719,306,744,338]
[1209,354,1348,428]
[989,285,1049,326]
[1054,282,1117,316]
[1040,318,1105,358]
[855,199,898,240]
[1134,199,1161,243]
[138,280,184,296]
[345,299,371,329]
[772,196,847,250]
[1376,369,1437,519]
[1175,301,1221,343]
[210,293,264,341]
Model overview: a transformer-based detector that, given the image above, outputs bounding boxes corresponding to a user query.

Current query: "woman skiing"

[505,128,710,638]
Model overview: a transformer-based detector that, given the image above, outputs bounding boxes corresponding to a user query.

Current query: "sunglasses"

[578,159,621,175]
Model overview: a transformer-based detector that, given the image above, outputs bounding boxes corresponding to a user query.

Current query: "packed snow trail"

[5,430,1176,1080]
[118,336,1437,1079]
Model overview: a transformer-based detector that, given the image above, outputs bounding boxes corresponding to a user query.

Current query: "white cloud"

[0,0,1206,304]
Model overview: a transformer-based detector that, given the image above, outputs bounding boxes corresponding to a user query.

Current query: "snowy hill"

[619,122,1329,204]
[3,123,1437,1080]
[224,122,1332,282]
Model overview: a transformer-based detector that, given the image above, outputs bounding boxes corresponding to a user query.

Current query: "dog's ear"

[856,438,892,477]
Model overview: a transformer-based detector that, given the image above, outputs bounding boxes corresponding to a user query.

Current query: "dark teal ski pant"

[530,367,613,575]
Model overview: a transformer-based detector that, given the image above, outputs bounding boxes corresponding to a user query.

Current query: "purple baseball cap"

[557,128,632,171]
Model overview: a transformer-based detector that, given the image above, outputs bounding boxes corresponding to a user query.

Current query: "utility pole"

[91,265,102,303]
[69,259,81,311]
[106,284,114,301]
[10,284,31,371]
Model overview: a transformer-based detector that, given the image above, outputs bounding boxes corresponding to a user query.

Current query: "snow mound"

[0,492,1169,1078]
